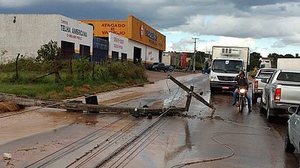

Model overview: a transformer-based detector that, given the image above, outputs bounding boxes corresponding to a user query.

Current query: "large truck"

[277,58,300,70]
[209,46,250,92]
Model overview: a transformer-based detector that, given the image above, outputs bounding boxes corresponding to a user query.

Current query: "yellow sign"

[81,16,166,51]
[128,15,166,51]
[81,20,127,37]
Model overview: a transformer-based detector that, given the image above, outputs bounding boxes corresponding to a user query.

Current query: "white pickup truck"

[260,69,300,122]
[252,68,276,103]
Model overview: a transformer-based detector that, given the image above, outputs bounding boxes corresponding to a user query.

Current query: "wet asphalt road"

[0,73,299,168]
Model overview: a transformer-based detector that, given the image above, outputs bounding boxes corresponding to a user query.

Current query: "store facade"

[82,15,166,64]
[0,14,93,63]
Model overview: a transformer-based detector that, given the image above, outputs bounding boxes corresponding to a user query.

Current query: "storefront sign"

[60,19,90,41]
[109,33,128,55]
[145,29,157,41]
[59,16,93,54]
[129,15,165,51]
[81,20,127,37]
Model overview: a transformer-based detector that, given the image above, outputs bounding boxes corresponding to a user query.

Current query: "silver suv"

[286,106,300,153]
[252,68,276,104]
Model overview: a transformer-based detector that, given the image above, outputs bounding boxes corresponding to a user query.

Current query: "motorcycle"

[237,87,247,112]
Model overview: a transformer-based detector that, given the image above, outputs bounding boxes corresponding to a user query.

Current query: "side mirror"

[288,106,299,114]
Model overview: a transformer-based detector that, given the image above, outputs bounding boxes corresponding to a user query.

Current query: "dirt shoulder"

[145,70,193,82]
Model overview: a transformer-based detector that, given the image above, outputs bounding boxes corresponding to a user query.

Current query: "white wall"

[0,14,93,63]
[145,46,159,63]
[108,33,129,59]
[127,40,159,63]
[128,40,146,61]
[0,14,58,63]
[162,53,171,65]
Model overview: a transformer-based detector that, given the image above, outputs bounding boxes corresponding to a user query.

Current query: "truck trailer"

[209,46,250,93]
[277,58,300,71]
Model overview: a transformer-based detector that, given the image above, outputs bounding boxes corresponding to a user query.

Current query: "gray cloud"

[271,40,286,48]
[170,38,194,52]
[1,0,300,48]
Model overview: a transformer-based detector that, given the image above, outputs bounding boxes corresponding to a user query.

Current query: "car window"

[277,72,300,82]
[297,107,300,115]
[257,72,274,79]
[260,69,275,73]
[267,71,277,83]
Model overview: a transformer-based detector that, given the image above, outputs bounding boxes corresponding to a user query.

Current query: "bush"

[94,65,110,82]
[108,61,146,80]
[74,57,92,80]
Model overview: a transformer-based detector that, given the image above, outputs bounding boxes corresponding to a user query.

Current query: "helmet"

[239,70,245,77]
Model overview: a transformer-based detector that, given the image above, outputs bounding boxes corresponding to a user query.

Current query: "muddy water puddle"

[0,107,121,145]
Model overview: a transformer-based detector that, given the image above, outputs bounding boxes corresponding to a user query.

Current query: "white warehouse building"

[0,14,93,63]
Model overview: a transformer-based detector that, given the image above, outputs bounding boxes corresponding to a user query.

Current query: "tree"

[37,40,62,83]
[186,51,208,70]
[284,54,295,58]
[249,52,261,71]
[267,53,295,68]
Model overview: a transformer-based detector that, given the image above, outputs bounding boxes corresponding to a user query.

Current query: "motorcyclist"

[232,70,252,112]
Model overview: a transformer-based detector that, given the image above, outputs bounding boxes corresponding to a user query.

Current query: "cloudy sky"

[1,0,300,56]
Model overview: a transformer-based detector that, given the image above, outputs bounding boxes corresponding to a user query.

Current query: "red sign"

[181,53,187,68]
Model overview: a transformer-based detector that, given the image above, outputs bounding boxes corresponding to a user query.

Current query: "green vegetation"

[0,41,147,100]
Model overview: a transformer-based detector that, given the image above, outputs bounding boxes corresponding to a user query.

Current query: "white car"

[285,106,300,153]
[252,68,276,103]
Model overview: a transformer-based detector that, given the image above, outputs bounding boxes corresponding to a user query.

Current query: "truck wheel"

[266,107,275,122]
[210,87,215,93]
[285,134,295,153]
[259,101,266,113]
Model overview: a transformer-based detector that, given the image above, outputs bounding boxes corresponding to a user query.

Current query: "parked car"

[252,68,276,103]
[151,62,174,72]
[285,106,300,153]
[260,69,300,122]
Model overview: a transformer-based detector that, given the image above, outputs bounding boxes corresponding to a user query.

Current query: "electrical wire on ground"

[24,116,128,168]
[92,84,183,168]
[170,115,273,168]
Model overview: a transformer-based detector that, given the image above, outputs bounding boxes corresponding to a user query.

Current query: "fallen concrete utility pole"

[1,74,214,117]
[0,93,186,116]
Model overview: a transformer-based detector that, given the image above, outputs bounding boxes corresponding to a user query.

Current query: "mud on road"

[0,72,299,168]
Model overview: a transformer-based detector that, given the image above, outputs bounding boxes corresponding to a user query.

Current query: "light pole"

[192,37,199,73]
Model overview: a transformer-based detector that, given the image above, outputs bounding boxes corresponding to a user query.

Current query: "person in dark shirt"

[232,70,252,112]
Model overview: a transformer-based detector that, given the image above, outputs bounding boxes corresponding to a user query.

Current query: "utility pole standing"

[192,37,199,73]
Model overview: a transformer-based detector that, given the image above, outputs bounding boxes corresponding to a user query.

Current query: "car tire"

[285,134,295,153]
[259,101,266,113]
[266,107,275,122]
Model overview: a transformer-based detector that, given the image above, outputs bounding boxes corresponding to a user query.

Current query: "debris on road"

[17,147,37,152]
[0,101,21,113]
[3,153,12,160]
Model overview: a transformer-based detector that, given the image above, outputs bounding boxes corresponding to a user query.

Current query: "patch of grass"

[0,61,148,100]
[0,78,147,100]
